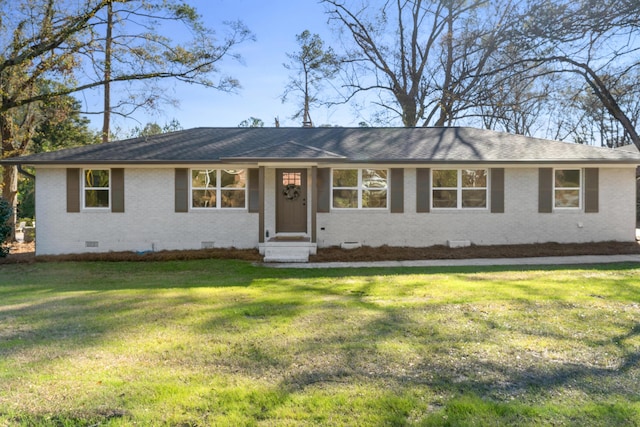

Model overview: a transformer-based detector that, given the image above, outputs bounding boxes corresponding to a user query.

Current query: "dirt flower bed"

[2,240,640,264]
[310,240,640,262]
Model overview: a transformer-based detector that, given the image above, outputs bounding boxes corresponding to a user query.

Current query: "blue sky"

[87,0,361,133]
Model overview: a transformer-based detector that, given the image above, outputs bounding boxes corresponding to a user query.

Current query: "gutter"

[17,165,35,180]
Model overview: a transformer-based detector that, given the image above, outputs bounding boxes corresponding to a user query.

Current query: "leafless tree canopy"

[1,0,253,228]
[323,0,640,149]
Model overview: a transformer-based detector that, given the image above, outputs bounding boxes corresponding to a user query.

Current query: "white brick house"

[3,127,639,261]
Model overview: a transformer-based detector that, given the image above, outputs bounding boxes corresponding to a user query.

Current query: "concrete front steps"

[260,236,317,263]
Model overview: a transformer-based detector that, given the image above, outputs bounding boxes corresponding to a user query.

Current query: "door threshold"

[269,235,310,242]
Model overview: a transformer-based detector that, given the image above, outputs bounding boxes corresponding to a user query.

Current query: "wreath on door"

[283,184,301,200]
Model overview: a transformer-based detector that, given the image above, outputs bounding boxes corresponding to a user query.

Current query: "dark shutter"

[416,168,431,213]
[66,168,81,213]
[390,168,404,213]
[490,168,504,213]
[248,168,259,213]
[538,168,553,213]
[259,166,265,243]
[111,168,125,213]
[584,168,599,213]
[311,167,318,243]
[175,168,189,213]
[317,168,331,213]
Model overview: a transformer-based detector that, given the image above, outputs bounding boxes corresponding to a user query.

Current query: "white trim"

[189,168,248,210]
[553,168,582,210]
[82,168,111,210]
[330,168,389,210]
[431,168,489,210]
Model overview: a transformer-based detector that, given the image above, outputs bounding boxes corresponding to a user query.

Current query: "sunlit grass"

[1,260,639,425]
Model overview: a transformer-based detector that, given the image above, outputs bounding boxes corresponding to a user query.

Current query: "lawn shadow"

[1,260,639,424]
[185,268,640,423]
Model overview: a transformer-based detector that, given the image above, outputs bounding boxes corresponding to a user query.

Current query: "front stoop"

[260,238,317,263]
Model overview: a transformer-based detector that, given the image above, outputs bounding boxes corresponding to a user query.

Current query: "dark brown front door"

[276,169,307,233]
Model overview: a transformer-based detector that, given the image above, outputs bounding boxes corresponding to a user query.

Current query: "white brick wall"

[35,168,259,255]
[316,167,637,248]
[34,166,637,255]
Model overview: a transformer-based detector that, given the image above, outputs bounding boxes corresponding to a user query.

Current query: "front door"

[276,169,307,233]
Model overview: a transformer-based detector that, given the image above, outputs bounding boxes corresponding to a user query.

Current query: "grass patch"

[1,260,639,425]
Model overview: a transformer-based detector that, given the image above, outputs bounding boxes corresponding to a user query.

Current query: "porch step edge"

[263,256,309,263]
[262,243,313,263]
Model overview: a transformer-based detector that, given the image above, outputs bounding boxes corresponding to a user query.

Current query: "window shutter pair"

[66,168,124,212]
[416,168,505,213]
[538,168,598,213]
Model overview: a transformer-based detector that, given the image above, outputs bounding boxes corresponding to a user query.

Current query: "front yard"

[1,260,639,426]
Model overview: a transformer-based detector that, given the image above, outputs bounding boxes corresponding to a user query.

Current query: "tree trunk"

[102,0,113,143]
[398,92,418,127]
[1,165,18,242]
[1,110,17,240]
[549,56,640,151]
[302,64,313,127]
[435,5,455,127]
[587,77,640,151]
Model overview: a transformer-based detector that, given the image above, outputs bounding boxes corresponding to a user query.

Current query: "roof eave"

[2,158,639,166]
[344,159,640,165]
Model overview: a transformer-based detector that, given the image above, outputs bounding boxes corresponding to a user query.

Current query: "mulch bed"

[2,240,640,265]
[310,241,640,262]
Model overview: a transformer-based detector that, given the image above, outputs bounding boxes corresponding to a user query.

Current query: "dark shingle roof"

[3,127,640,165]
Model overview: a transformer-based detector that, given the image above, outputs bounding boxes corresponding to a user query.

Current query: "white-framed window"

[554,168,581,209]
[191,169,247,209]
[83,169,110,208]
[332,168,388,209]
[432,169,488,209]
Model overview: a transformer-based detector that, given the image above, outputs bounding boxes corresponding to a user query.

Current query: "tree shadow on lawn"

[1,261,640,424]
[191,276,640,422]
[1,258,639,292]
[265,294,640,424]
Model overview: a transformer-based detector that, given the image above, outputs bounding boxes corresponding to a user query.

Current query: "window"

[83,169,110,208]
[432,169,487,209]
[282,172,302,186]
[554,169,581,208]
[332,169,388,209]
[191,169,246,209]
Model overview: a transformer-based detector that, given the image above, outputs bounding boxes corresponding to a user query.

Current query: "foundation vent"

[85,241,99,248]
[201,241,216,249]
[341,242,362,250]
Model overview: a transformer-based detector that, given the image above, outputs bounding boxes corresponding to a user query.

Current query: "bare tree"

[511,0,640,149]
[1,0,253,230]
[553,71,640,147]
[0,1,253,114]
[323,0,518,127]
[475,42,557,136]
[282,30,339,127]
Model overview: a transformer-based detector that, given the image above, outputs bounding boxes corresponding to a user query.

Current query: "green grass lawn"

[0,260,639,426]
